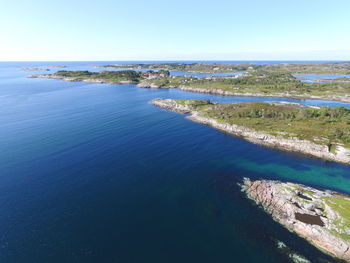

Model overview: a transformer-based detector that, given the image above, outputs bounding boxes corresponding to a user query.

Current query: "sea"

[0,61,349,263]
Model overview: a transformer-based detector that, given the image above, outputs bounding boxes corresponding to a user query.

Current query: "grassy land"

[179,71,350,99]
[170,100,350,147]
[323,196,350,238]
[99,62,253,73]
[47,67,350,101]
[100,62,350,74]
[261,62,350,74]
[142,70,350,100]
[55,70,142,82]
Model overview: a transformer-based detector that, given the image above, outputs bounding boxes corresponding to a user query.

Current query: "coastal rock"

[136,82,161,89]
[188,112,350,164]
[242,179,350,262]
[149,99,192,113]
[150,99,350,165]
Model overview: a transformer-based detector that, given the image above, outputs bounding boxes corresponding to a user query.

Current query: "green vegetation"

[180,71,350,99]
[139,69,350,100]
[56,70,142,82]
[144,70,170,76]
[100,62,253,73]
[286,183,350,240]
[175,99,211,108]
[335,77,350,81]
[101,62,350,74]
[172,100,350,147]
[323,195,350,236]
[46,63,350,101]
[54,69,171,83]
[261,62,350,74]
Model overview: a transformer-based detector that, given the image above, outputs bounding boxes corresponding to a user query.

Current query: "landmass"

[29,70,144,84]
[22,67,50,71]
[29,62,350,103]
[242,178,350,262]
[139,70,350,103]
[97,62,250,73]
[296,76,350,84]
[28,69,172,84]
[97,62,350,74]
[22,65,67,71]
[150,99,350,164]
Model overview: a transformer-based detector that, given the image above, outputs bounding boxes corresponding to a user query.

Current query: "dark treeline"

[213,103,350,121]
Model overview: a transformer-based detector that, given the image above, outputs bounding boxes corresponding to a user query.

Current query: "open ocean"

[0,61,349,262]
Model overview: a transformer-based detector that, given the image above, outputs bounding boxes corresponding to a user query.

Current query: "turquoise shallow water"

[0,62,349,263]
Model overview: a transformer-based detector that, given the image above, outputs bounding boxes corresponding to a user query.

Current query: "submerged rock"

[275,240,311,263]
[242,179,350,262]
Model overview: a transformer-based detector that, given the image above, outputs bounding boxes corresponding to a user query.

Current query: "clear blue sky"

[1,0,350,61]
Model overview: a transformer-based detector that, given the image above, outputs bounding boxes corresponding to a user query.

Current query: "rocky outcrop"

[136,82,163,89]
[149,99,195,113]
[150,99,350,165]
[242,179,350,262]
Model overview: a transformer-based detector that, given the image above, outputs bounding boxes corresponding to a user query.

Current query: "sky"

[0,0,350,61]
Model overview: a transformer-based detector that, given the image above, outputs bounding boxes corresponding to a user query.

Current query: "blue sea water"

[294,73,350,84]
[0,61,349,263]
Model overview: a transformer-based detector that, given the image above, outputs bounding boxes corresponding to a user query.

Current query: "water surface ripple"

[0,62,348,263]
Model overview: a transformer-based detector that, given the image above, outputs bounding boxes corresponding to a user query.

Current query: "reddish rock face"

[242,179,350,262]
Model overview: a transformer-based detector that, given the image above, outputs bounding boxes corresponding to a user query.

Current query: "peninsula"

[242,179,350,262]
[98,62,350,74]
[29,69,169,84]
[97,62,250,73]
[140,70,350,103]
[29,70,144,84]
[30,62,350,103]
[150,99,350,164]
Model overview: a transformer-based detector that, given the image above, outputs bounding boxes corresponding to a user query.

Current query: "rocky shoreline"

[29,74,350,103]
[242,179,350,262]
[177,86,350,103]
[150,99,350,165]
[138,81,350,103]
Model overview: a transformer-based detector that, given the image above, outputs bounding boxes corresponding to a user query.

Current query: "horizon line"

[1,59,350,62]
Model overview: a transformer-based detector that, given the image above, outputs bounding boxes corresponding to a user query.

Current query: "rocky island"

[22,67,50,71]
[242,179,350,262]
[150,99,350,164]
